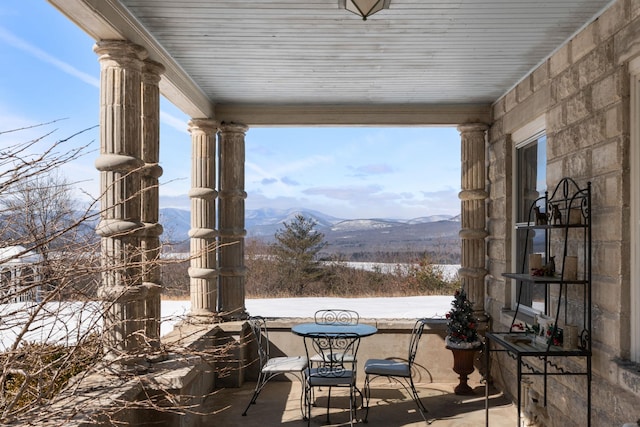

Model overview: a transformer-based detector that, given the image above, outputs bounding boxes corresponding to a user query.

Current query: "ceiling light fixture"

[340,0,390,20]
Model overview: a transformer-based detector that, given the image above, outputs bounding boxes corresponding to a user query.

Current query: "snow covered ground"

[0,301,102,352]
[1,296,453,351]
[327,263,460,278]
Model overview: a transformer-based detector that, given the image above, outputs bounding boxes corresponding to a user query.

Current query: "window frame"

[510,116,547,318]
[629,57,640,362]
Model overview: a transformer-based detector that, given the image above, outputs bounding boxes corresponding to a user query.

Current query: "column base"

[217,308,249,321]
[101,353,153,374]
[186,312,223,324]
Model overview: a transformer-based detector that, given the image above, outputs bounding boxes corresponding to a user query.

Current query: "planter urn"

[446,346,479,395]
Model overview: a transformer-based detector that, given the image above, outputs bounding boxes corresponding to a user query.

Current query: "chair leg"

[350,383,358,426]
[305,381,312,427]
[364,375,429,424]
[325,386,332,424]
[408,377,429,421]
[298,375,307,420]
[363,374,372,423]
[242,372,266,416]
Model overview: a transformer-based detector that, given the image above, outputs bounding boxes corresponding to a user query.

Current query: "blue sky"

[0,1,461,220]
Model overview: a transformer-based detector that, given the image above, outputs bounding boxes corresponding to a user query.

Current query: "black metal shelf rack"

[485,177,592,426]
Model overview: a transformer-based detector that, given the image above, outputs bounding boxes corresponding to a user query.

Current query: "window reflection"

[516,135,546,311]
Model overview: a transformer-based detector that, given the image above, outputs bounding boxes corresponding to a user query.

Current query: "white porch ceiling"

[49,0,614,125]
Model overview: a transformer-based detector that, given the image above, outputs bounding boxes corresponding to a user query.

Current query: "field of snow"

[0,301,102,352]
[1,296,453,351]
[336,262,460,278]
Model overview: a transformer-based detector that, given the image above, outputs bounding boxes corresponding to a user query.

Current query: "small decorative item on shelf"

[569,207,582,224]
[528,253,543,275]
[531,256,555,277]
[445,288,482,395]
[514,315,563,347]
[551,203,562,225]
[512,321,539,335]
[535,314,563,346]
[544,323,563,346]
[534,206,548,225]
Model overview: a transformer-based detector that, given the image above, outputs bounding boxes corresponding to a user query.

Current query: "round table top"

[291,322,377,337]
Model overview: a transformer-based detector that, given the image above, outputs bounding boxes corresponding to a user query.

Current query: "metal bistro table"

[291,322,377,338]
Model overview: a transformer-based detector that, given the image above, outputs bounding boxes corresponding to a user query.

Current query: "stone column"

[94,40,147,359]
[187,119,219,319]
[140,59,165,348]
[458,123,489,315]
[218,122,248,320]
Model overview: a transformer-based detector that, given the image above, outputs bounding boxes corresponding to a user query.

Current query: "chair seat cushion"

[364,359,411,377]
[263,356,308,373]
[305,368,355,386]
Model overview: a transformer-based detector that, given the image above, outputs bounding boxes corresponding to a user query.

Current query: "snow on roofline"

[0,245,42,265]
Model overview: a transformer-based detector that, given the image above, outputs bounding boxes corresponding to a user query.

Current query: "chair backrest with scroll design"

[314,309,360,326]
[304,332,361,379]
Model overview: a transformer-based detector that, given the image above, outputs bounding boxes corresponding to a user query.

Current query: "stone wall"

[486,0,640,425]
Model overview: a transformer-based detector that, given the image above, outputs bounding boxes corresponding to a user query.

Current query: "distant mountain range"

[160,207,458,240]
[159,207,461,260]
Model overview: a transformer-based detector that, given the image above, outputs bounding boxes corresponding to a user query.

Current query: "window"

[513,129,546,313]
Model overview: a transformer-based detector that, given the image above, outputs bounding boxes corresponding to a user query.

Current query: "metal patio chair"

[363,318,430,423]
[303,331,361,426]
[242,316,308,417]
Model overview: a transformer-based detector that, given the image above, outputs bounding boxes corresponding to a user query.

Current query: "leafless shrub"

[0,125,226,425]
[245,238,460,298]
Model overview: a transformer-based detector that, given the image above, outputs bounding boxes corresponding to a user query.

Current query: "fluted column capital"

[142,59,165,84]
[457,122,489,134]
[219,121,249,134]
[188,118,218,135]
[94,40,147,67]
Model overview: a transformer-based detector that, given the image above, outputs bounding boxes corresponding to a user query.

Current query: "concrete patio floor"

[204,379,516,426]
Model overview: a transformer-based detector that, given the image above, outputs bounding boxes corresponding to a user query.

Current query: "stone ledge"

[23,325,226,427]
[615,357,640,396]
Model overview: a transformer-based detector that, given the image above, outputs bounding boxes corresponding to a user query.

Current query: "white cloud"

[160,111,188,134]
[280,176,300,186]
[303,184,383,201]
[349,163,394,176]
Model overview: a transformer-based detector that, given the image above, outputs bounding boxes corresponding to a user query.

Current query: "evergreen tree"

[272,214,327,294]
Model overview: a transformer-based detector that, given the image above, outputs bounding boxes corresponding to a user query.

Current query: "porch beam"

[215,104,491,127]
